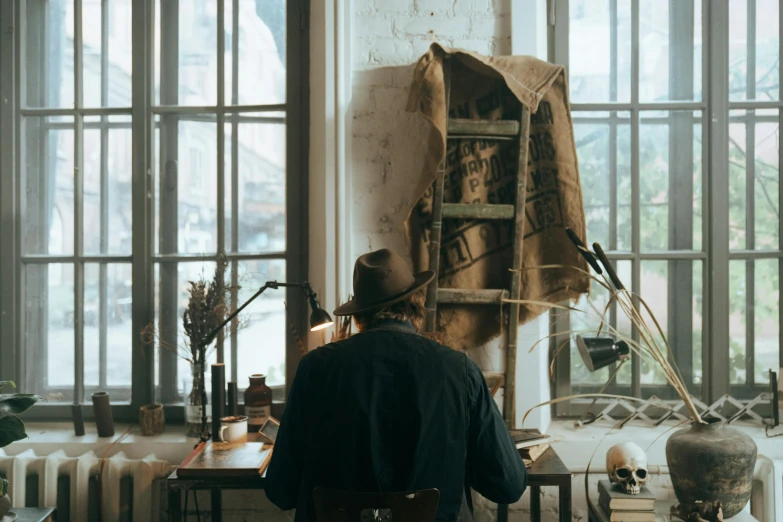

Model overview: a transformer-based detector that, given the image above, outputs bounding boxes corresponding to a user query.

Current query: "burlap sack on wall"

[405,43,589,350]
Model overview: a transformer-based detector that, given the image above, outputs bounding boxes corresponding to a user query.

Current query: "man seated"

[266,248,527,521]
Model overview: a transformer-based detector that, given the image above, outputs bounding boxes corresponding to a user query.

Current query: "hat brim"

[333,270,436,316]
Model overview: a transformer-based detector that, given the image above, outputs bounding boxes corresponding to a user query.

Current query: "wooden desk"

[167,470,266,522]
[588,499,760,522]
[498,446,572,522]
[2,507,55,522]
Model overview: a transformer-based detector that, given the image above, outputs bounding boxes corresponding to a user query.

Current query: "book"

[592,500,654,522]
[598,480,655,511]
[509,429,550,449]
[257,416,280,444]
[177,441,273,478]
[519,442,549,462]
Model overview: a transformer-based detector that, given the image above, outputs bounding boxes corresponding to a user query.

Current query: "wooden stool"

[313,488,440,522]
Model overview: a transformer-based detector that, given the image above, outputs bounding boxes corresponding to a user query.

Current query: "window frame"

[0,0,310,423]
[550,0,783,417]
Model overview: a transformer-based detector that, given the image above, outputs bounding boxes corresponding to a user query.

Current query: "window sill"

[546,420,783,472]
[4,423,202,465]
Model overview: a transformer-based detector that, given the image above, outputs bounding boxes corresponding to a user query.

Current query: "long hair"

[353,288,427,332]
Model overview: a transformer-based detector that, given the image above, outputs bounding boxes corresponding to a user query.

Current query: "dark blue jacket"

[265,320,527,521]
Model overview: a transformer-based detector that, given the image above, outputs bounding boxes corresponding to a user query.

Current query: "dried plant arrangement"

[140,257,247,365]
[510,229,704,425]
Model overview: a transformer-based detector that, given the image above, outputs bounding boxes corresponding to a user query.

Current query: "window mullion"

[705,0,731,403]
[98,0,110,390]
[744,0,757,388]
[158,0,180,405]
[216,0,226,363]
[230,0,240,384]
[74,0,86,405]
[130,0,155,410]
[779,0,783,375]
[0,0,17,385]
[630,0,641,398]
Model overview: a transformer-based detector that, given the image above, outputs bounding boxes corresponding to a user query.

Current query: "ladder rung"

[442,203,515,220]
[437,288,510,304]
[447,118,520,137]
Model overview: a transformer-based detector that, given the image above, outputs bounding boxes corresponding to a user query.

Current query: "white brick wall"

[351,0,511,256]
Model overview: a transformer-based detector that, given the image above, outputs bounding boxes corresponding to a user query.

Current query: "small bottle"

[244,374,272,434]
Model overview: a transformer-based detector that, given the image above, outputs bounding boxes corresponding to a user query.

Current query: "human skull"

[606,442,648,495]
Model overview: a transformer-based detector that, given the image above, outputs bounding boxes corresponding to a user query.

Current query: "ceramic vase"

[665,419,757,517]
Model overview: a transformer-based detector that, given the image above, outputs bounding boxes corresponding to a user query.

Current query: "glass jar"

[244,374,272,433]
[185,363,211,438]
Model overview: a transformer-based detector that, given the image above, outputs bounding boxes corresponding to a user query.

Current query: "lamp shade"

[576,335,629,372]
[307,291,334,331]
[309,307,334,331]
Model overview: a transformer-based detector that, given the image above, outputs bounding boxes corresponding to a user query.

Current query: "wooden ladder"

[424,61,531,427]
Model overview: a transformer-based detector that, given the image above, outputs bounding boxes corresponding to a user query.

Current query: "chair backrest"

[312,488,440,522]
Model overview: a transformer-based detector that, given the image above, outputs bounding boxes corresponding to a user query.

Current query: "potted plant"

[0,381,43,518]
[141,259,244,437]
[516,230,756,519]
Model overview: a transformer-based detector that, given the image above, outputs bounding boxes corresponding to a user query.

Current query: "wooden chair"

[312,488,440,522]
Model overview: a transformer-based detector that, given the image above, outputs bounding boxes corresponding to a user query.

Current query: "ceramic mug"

[218,415,248,443]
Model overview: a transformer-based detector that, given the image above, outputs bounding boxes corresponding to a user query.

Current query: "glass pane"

[729,109,780,250]
[24,0,74,108]
[753,112,779,249]
[25,264,74,401]
[754,259,779,384]
[729,260,747,384]
[614,260,633,385]
[84,117,133,255]
[22,117,74,255]
[155,0,217,106]
[640,261,668,385]
[730,0,780,101]
[692,261,704,387]
[225,0,286,105]
[225,118,287,253]
[83,0,133,108]
[638,259,702,392]
[568,0,631,103]
[154,115,218,255]
[640,111,702,252]
[234,259,287,388]
[573,112,632,251]
[84,263,133,392]
[639,0,702,102]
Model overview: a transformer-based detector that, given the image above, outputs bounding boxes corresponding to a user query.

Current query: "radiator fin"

[0,448,171,522]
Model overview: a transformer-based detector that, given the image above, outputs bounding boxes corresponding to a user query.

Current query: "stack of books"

[596,480,655,522]
[510,429,550,468]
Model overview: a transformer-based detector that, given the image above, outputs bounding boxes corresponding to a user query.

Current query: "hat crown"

[353,249,416,305]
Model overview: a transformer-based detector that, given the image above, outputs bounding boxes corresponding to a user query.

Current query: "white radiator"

[0,448,172,522]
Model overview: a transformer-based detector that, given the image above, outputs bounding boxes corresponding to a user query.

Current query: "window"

[551,0,782,415]
[0,0,308,421]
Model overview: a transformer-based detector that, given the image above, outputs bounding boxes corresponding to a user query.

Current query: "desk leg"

[531,485,541,522]
[168,489,181,522]
[497,503,508,522]
[211,489,222,522]
[559,483,571,522]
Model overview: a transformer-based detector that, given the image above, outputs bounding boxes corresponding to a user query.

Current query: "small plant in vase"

[0,381,42,518]
[141,258,244,437]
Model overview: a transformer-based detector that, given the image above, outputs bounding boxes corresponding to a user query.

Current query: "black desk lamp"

[574,335,630,427]
[196,281,333,442]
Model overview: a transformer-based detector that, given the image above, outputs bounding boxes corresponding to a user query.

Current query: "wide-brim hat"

[333,249,435,316]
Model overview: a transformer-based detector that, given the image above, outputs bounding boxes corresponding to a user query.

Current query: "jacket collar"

[364,318,416,334]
